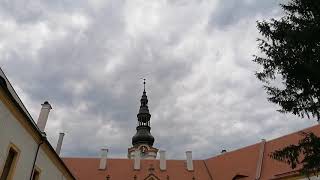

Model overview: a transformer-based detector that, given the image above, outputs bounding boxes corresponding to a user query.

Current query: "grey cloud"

[0,0,317,159]
[209,0,284,28]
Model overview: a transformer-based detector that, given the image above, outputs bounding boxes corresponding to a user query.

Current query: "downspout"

[29,134,46,180]
[255,139,266,180]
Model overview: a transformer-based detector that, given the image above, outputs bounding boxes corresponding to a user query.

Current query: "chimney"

[36,101,52,132]
[55,132,65,155]
[255,139,266,180]
[159,150,166,171]
[221,149,227,154]
[134,150,141,170]
[99,148,108,170]
[186,151,193,171]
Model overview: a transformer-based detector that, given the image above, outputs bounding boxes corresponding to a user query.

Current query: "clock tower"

[128,80,158,159]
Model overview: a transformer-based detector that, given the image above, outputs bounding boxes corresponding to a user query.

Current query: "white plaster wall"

[36,148,67,180]
[147,152,157,159]
[0,101,67,180]
[0,100,37,180]
[129,151,135,159]
[129,149,157,159]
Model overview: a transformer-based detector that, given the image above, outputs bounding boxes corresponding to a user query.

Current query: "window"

[0,146,19,180]
[31,167,41,180]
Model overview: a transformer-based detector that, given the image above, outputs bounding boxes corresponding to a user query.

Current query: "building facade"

[0,69,75,180]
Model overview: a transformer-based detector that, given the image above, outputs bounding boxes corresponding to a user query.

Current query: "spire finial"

[142,78,146,92]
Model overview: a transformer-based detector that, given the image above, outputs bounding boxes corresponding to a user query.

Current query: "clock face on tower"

[139,145,148,156]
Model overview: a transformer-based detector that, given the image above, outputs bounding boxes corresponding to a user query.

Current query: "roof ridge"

[266,124,320,143]
[205,124,320,160]
[205,142,261,160]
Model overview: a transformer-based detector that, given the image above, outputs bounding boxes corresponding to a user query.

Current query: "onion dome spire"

[132,79,155,147]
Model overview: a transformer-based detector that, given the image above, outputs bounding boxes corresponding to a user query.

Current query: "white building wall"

[0,100,37,179]
[36,148,67,180]
[0,100,67,180]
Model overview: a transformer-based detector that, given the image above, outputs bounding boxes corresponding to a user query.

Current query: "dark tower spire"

[143,78,146,92]
[131,79,155,147]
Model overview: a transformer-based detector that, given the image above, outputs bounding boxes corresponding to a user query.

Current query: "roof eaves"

[270,170,300,180]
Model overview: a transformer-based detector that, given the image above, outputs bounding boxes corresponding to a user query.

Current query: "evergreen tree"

[254,0,320,176]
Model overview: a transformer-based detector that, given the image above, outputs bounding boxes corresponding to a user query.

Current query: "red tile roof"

[63,158,212,180]
[260,124,320,179]
[205,142,261,179]
[205,124,320,180]
[63,124,320,180]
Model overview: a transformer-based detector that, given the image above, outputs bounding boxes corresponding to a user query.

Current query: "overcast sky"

[0,0,316,159]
